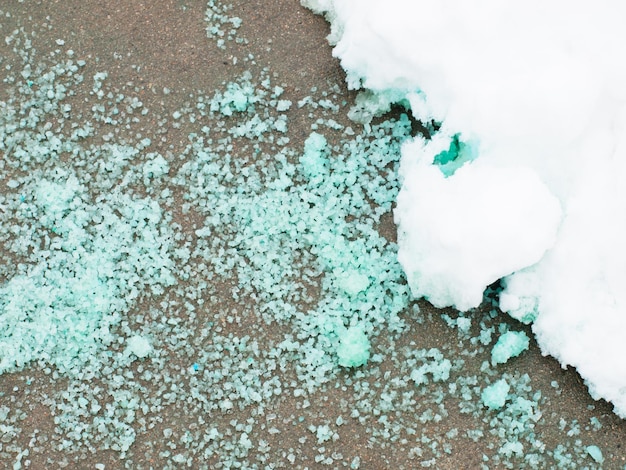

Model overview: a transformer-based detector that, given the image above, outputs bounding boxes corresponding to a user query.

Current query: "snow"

[396,135,561,311]
[304,0,626,417]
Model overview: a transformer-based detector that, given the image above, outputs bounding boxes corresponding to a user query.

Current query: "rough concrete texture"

[1,1,626,469]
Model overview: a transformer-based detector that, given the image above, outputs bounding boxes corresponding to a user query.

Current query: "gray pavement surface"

[1,1,626,468]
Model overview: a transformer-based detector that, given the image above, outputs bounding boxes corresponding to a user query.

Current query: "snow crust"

[304,0,626,417]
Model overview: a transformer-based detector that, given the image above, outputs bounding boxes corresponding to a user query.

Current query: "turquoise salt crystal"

[126,335,152,359]
[143,154,170,180]
[228,87,248,112]
[586,445,604,464]
[409,348,452,385]
[336,325,370,368]
[481,378,510,410]
[300,132,329,181]
[334,268,370,297]
[491,330,530,365]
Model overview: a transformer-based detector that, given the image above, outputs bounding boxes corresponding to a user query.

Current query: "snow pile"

[304,0,626,417]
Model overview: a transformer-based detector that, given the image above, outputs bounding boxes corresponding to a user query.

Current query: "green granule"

[336,325,371,368]
[481,379,510,410]
[491,330,530,365]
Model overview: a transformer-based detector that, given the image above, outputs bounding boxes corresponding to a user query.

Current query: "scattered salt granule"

[491,331,530,366]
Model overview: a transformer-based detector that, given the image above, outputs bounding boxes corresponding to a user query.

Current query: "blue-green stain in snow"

[433,133,476,177]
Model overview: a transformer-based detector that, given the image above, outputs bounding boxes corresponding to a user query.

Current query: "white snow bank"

[305,0,626,417]
[396,134,561,311]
